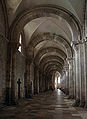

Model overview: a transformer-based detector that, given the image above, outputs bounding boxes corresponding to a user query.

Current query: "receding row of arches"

[5,5,80,104]
[0,1,87,108]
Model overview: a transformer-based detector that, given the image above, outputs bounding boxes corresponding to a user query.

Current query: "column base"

[4,99,17,106]
[4,88,17,106]
[65,89,69,95]
[25,94,33,98]
[79,100,85,107]
[72,98,80,107]
[66,92,69,95]
[84,103,87,108]
[68,95,74,99]
[5,87,11,105]
[34,89,39,95]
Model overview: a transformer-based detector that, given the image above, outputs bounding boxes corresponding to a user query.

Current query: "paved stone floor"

[0,89,86,119]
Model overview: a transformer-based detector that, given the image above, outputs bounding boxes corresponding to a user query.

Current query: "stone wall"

[60,73,66,91]
[0,1,7,103]
[0,1,6,36]
[0,36,8,103]
[15,51,26,100]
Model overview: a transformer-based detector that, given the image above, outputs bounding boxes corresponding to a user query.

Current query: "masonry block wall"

[15,51,26,99]
[0,38,7,103]
[0,2,5,36]
[0,1,7,103]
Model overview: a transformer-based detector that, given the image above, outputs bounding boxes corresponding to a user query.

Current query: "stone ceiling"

[5,0,85,75]
[6,0,85,24]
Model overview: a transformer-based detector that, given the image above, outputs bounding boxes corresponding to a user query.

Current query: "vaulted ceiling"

[6,0,85,24]
[5,0,85,76]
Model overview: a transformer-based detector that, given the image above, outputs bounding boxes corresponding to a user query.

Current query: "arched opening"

[18,34,22,52]
[55,71,61,89]
[6,3,82,107]
[0,1,87,119]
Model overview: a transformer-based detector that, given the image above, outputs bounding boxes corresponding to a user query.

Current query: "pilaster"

[5,41,18,105]
[67,57,74,98]
[72,40,85,107]
[34,66,39,94]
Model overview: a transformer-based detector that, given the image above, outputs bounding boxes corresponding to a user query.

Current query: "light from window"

[58,77,60,84]
[18,35,22,52]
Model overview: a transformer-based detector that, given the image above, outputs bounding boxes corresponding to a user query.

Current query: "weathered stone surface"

[0,36,7,103]
[0,90,83,119]
[0,0,87,117]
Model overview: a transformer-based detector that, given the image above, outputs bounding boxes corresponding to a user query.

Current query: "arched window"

[58,77,60,84]
[18,34,22,52]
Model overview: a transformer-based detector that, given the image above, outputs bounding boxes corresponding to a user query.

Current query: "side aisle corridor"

[0,1,87,119]
[0,89,86,119]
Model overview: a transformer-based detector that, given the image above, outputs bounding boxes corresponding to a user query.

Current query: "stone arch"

[28,33,73,57]
[45,65,62,75]
[37,53,65,66]
[9,5,82,43]
[39,55,64,66]
[40,59,63,70]
[43,61,63,73]
[34,47,67,64]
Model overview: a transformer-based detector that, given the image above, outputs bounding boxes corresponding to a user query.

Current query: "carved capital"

[71,40,83,51]
[63,66,69,72]
[67,57,74,61]
[83,37,87,43]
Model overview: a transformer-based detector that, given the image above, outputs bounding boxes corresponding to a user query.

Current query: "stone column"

[25,60,34,98]
[42,73,46,92]
[39,71,43,93]
[11,42,20,104]
[24,60,30,98]
[63,71,66,93]
[34,66,39,94]
[73,53,76,99]
[71,42,80,106]
[75,47,80,105]
[65,70,69,95]
[72,41,85,107]
[79,42,85,107]
[45,74,49,91]
[68,58,74,98]
[83,0,87,107]
[30,62,34,95]
[39,71,41,93]
[83,39,87,107]
[5,42,18,105]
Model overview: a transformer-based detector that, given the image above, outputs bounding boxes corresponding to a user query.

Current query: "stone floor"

[0,89,86,119]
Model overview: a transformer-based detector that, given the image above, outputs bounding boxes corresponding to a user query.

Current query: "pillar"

[30,62,34,95]
[75,46,80,105]
[65,70,69,95]
[39,71,42,93]
[68,58,74,98]
[83,39,87,107]
[84,1,87,107]
[42,73,46,92]
[5,42,17,105]
[73,52,76,98]
[25,60,34,98]
[34,66,39,94]
[79,42,85,107]
[39,71,45,92]
[45,74,49,91]
[72,41,85,107]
